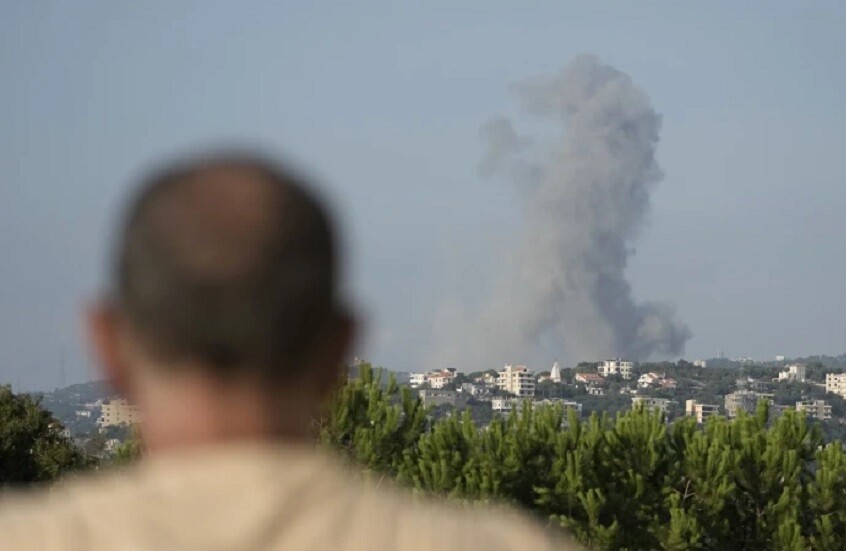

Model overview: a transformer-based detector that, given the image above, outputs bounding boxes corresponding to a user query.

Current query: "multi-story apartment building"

[497,364,535,398]
[796,399,832,421]
[492,397,581,416]
[459,382,491,397]
[409,368,457,389]
[418,389,467,409]
[98,398,141,428]
[825,373,846,398]
[409,373,427,388]
[724,390,763,418]
[533,398,582,416]
[491,397,515,413]
[632,396,672,415]
[429,369,457,389]
[685,400,720,424]
[777,364,806,383]
[599,359,633,380]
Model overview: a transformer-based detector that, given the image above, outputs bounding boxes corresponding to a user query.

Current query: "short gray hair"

[114,152,338,381]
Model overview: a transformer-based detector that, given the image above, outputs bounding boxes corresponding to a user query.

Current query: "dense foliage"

[321,364,846,550]
[0,385,93,485]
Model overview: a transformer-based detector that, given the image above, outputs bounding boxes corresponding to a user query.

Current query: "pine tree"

[319,363,427,477]
[320,372,846,550]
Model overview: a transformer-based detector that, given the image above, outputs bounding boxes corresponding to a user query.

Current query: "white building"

[575,373,605,385]
[418,389,467,408]
[428,373,451,389]
[777,364,806,383]
[460,382,491,398]
[497,364,535,398]
[533,398,582,416]
[724,390,763,418]
[599,359,633,380]
[492,397,581,416]
[549,361,562,383]
[685,400,720,424]
[796,399,832,421]
[491,397,515,413]
[693,360,708,368]
[637,372,662,388]
[410,368,457,389]
[632,396,671,415]
[825,373,846,399]
[473,372,498,387]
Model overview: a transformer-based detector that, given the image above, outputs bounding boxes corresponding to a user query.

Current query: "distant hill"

[31,381,115,437]
[698,354,846,370]
[791,354,846,368]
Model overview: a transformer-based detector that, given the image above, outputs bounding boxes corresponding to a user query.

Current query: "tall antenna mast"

[59,348,67,389]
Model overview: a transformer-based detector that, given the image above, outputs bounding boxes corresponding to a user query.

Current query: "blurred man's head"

[87,152,354,448]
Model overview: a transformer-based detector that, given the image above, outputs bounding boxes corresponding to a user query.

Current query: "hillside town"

[402,356,846,440]
[29,354,846,458]
[32,383,141,459]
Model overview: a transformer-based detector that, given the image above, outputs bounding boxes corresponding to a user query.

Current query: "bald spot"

[146,164,284,282]
[115,155,337,380]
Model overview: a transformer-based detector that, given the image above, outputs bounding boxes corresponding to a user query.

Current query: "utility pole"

[59,348,67,390]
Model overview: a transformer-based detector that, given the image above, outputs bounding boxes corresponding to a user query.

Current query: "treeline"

[320,364,846,550]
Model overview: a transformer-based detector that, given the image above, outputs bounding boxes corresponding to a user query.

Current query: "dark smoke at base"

[431,55,691,370]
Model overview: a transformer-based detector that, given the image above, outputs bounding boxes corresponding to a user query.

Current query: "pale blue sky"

[2,1,845,389]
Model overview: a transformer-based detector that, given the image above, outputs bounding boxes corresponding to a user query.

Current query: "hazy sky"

[2,1,845,389]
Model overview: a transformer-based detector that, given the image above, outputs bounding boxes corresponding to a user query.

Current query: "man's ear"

[85,301,131,396]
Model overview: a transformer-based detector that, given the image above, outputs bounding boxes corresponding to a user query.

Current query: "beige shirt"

[0,443,580,550]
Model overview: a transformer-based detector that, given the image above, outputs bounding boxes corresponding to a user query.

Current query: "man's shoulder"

[0,449,583,551]
[354,484,580,551]
[0,473,134,550]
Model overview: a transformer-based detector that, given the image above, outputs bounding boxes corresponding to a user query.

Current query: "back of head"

[114,152,339,384]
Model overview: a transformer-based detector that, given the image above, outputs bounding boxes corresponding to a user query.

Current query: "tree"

[0,385,93,484]
[112,439,142,466]
[535,381,564,399]
[452,373,470,387]
[318,363,428,476]
[321,371,846,550]
[111,424,143,466]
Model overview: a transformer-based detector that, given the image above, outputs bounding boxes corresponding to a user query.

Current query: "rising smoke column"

[441,55,690,367]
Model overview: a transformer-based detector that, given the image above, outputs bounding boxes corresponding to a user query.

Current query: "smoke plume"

[433,55,690,369]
